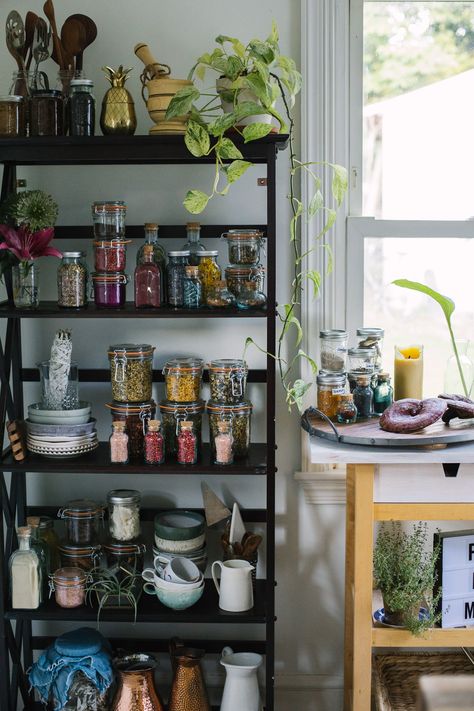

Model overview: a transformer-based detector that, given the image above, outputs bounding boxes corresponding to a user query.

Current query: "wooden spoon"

[43,0,64,68]
[60,17,86,71]
[67,14,97,72]
[24,11,38,69]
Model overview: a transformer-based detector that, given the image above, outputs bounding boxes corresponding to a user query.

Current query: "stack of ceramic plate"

[153,510,207,572]
[26,402,98,458]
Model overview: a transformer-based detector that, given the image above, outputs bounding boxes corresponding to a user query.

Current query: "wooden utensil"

[24,11,38,69]
[67,14,97,72]
[60,17,86,71]
[6,11,26,71]
[43,0,64,68]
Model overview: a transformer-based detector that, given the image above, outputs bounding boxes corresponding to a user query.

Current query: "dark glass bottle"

[69,79,95,136]
[374,372,394,414]
[353,375,373,419]
[134,244,161,308]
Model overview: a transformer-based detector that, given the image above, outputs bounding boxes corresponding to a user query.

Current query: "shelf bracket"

[442,463,460,478]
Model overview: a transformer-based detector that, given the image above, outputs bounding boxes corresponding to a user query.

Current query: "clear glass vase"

[37,360,79,410]
[444,339,474,397]
[12,262,39,308]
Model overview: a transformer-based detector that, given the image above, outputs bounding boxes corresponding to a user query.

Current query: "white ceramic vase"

[216,77,273,126]
[220,647,263,711]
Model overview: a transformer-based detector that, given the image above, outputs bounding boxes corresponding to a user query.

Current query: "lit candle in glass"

[394,345,424,400]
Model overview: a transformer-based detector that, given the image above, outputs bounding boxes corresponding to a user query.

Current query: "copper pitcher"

[168,638,211,711]
[112,654,164,711]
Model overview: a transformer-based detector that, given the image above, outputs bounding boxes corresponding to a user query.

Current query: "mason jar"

[208,359,248,403]
[57,251,88,308]
[207,400,252,458]
[316,371,347,420]
[108,343,155,402]
[159,399,204,456]
[163,357,203,402]
[319,330,348,373]
[107,489,141,542]
[221,229,265,265]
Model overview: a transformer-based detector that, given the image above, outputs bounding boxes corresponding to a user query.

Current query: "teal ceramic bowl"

[144,580,204,610]
[153,510,205,541]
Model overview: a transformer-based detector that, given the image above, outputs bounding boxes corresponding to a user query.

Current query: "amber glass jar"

[316,372,346,420]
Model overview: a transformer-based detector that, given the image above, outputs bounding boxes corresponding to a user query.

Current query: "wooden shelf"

[374,502,474,520]
[372,626,474,647]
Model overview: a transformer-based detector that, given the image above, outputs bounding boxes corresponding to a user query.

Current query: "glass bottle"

[9,526,41,609]
[198,251,221,302]
[183,266,203,308]
[182,222,206,265]
[236,281,267,310]
[353,375,373,419]
[444,340,474,398]
[336,394,358,424]
[137,224,167,304]
[109,421,129,464]
[177,420,198,465]
[27,516,50,596]
[214,420,234,465]
[134,244,161,308]
[373,372,394,415]
[38,516,61,572]
[144,419,165,464]
[69,79,95,136]
[206,280,236,308]
[167,251,189,307]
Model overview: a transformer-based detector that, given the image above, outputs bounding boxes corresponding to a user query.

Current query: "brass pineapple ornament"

[100,65,137,135]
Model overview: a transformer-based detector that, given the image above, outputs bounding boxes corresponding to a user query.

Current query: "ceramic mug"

[153,555,200,584]
[211,559,254,612]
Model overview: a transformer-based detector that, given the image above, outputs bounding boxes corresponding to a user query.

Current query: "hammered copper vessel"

[168,639,211,711]
[112,654,164,711]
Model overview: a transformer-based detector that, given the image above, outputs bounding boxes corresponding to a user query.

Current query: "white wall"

[0,2,345,709]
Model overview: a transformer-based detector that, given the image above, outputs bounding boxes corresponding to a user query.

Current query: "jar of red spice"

[144,420,164,464]
[177,420,198,465]
[50,567,87,608]
[94,240,129,273]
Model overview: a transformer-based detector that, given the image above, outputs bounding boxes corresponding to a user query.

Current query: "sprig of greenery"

[85,566,141,626]
[3,190,58,232]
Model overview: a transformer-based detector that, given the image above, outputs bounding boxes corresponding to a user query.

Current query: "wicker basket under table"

[373,652,474,711]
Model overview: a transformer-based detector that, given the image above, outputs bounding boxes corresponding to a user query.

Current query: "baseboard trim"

[295,465,347,504]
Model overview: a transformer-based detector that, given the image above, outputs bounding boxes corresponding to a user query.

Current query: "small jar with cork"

[109,421,129,464]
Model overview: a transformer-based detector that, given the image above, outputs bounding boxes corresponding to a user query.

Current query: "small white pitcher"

[211,559,254,612]
[220,646,263,711]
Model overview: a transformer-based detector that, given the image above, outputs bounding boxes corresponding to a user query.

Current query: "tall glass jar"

[177,420,198,464]
[319,330,348,373]
[69,78,95,136]
[30,89,64,136]
[373,372,393,415]
[27,516,50,599]
[183,266,203,308]
[353,374,373,419]
[107,489,141,542]
[144,419,164,464]
[214,420,234,465]
[163,357,203,402]
[159,399,204,456]
[0,95,26,137]
[167,250,189,307]
[109,421,129,464]
[57,499,104,546]
[108,343,155,402]
[9,526,41,609]
[198,251,221,302]
[207,400,252,458]
[134,244,161,308]
[57,251,88,308]
[444,340,474,397]
[182,222,206,265]
[13,261,39,308]
[106,400,156,461]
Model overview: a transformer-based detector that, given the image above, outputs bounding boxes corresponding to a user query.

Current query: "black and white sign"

[435,529,474,628]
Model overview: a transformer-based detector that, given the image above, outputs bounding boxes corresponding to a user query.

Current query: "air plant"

[85,566,142,625]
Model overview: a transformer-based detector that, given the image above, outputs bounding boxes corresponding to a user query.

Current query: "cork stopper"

[148,419,161,431]
[26,516,40,528]
[113,421,126,431]
[143,244,154,256]
[217,421,231,433]
[17,526,31,537]
[187,222,200,229]
[180,421,193,430]
[186,266,199,277]
[144,223,158,229]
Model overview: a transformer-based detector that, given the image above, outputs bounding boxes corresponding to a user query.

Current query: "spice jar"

[107,489,141,542]
[108,343,155,402]
[69,78,95,136]
[91,272,128,308]
[163,357,203,402]
[57,251,88,308]
[177,421,198,464]
[373,371,393,414]
[58,499,104,546]
[50,567,87,608]
[38,516,61,572]
[320,330,348,373]
[198,251,221,301]
[214,420,234,465]
[30,89,64,136]
[357,327,384,372]
[183,266,203,308]
[167,250,189,307]
[92,201,126,239]
[208,359,248,403]
[159,399,204,456]
[225,265,264,297]
[102,540,145,578]
[316,372,346,420]
[0,96,26,137]
[353,374,373,419]
[347,347,376,376]
[109,421,129,464]
[236,281,267,310]
[206,280,236,308]
[144,419,164,464]
[336,394,358,424]
[106,400,156,461]
[207,400,253,458]
[58,542,101,571]
[222,229,264,265]
[94,240,128,273]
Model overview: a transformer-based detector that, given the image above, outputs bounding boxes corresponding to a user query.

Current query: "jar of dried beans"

[222,229,264,265]
[57,499,104,546]
[208,359,248,403]
[107,489,141,541]
[159,399,204,457]
[57,251,88,308]
[58,542,102,572]
[197,251,221,301]
[50,567,87,608]
[106,400,156,461]
[163,357,203,402]
[92,201,126,239]
[94,240,128,273]
[316,372,347,420]
[177,421,198,464]
[108,343,155,402]
[207,400,253,458]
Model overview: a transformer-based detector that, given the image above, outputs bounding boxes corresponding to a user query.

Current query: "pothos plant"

[166,23,348,410]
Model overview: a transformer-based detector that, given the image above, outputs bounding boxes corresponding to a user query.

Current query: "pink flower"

[0,224,62,262]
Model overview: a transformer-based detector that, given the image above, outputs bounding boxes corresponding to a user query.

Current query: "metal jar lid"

[108,343,155,358]
[168,250,190,257]
[0,95,23,103]
[316,372,347,386]
[198,250,219,257]
[107,489,141,505]
[357,327,384,338]
[320,329,348,340]
[62,251,85,258]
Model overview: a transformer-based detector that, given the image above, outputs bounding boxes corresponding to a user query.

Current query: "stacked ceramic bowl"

[142,554,204,610]
[152,510,207,573]
[26,403,98,458]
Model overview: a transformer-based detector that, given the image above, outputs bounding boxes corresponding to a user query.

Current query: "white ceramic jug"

[220,646,263,711]
[211,559,254,612]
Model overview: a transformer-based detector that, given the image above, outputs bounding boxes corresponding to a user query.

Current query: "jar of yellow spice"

[163,357,204,402]
[198,250,221,302]
[316,372,346,420]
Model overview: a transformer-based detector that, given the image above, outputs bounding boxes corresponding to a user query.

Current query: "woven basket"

[373,652,474,711]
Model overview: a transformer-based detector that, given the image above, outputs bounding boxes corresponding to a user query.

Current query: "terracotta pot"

[142,77,193,134]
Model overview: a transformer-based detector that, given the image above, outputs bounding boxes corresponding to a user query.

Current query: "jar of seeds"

[57,252,88,308]
[106,400,156,461]
[163,357,203,402]
[221,229,264,265]
[208,359,248,403]
[108,343,155,402]
[207,400,252,458]
[159,399,204,457]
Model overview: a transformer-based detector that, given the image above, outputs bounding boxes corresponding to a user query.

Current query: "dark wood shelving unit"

[0,133,286,711]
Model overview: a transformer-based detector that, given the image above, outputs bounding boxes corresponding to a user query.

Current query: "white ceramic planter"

[216,77,273,126]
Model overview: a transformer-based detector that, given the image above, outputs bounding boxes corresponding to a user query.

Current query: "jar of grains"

[29,89,64,136]
[163,357,203,402]
[106,400,156,461]
[197,251,221,301]
[58,542,101,571]
[94,240,128,273]
[91,272,128,308]
[159,399,204,457]
[107,489,141,542]
[108,343,155,402]
[167,250,189,307]
[57,251,88,308]
[208,359,248,403]
[225,265,264,298]
[0,95,26,136]
[316,372,347,420]
[319,330,348,373]
[207,400,252,458]
[91,201,126,239]
[50,567,87,608]
[57,499,104,546]
[221,229,264,265]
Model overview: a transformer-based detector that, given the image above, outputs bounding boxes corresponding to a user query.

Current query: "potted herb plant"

[373,521,441,635]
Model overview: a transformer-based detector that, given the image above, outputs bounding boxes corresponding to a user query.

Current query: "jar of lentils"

[198,251,221,301]
[208,359,248,403]
[58,542,101,572]
[107,489,141,542]
[57,499,104,546]
[106,400,156,461]
[207,400,252,458]
[222,229,264,265]
[159,399,204,456]
[163,357,203,402]
[57,251,88,308]
[108,343,155,402]
[92,201,126,239]
[167,250,189,307]
[50,567,87,608]
[316,372,347,420]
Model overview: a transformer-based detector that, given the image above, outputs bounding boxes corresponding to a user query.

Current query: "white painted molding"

[294,464,347,504]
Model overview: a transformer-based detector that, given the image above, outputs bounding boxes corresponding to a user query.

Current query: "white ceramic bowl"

[28,402,91,425]
[142,569,204,592]
[154,533,206,553]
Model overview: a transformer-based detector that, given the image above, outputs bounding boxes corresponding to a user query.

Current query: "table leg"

[344,465,355,711]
